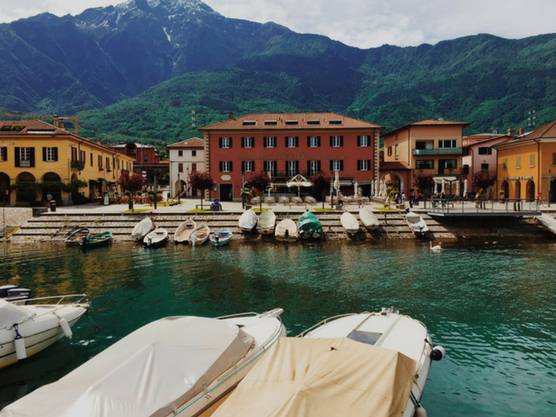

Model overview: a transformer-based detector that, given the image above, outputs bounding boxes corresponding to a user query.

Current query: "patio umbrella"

[463,179,468,198]
[286,174,312,197]
[333,171,340,191]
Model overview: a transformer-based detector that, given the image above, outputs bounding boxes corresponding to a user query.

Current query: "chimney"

[52,115,64,129]
[229,112,234,120]
[507,128,515,137]
[518,128,525,136]
[96,138,102,144]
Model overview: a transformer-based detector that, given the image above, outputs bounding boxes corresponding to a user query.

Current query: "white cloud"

[0,0,555,48]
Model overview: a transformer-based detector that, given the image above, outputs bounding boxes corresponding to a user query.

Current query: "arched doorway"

[16,172,37,205]
[0,172,10,204]
[174,180,186,198]
[501,181,510,200]
[379,172,405,193]
[514,180,521,200]
[42,172,62,202]
[526,180,535,202]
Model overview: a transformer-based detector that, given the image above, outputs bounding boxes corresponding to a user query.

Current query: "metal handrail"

[12,293,88,306]
[296,313,363,338]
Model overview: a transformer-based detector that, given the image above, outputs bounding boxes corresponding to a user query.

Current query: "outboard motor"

[0,285,31,301]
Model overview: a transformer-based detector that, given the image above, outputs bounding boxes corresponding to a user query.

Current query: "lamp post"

[3,189,8,241]
[177,172,181,203]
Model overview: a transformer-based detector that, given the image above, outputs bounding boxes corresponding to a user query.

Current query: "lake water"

[1,240,555,416]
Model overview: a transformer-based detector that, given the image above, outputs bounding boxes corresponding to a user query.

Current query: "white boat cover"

[406,212,422,223]
[257,210,276,231]
[212,337,419,417]
[0,299,35,329]
[2,316,254,417]
[340,212,359,232]
[239,209,258,230]
[131,217,153,240]
[275,219,298,238]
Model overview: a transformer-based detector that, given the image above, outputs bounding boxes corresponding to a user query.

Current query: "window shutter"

[229,138,233,148]
[285,137,289,147]
[317,160,321,172]
[219,161,223,172]
[307,136,311,147]
[367,160,371,170]
[43,147,47,161]
[219,138,223,148]
[251,161,255,171]
[357,136,362,147]
[295,160,299,173]
[241,138,245,148]
[329,137,333,147]
[295,137,299,147]
[229,161,233,172]
[317,136,321,147]
[15,147,20,167]
[329,160,333,171]
[340,136,344,147]
[340,160,344,171]
[1,147,6,162]
[30,148,35,167]
[54,148,58,162]
[357,160,361,170]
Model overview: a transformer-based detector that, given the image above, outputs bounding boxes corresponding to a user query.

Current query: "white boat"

[359,207,380,230]
[131,217,155,241]
[274,218,299,242]
[0,295,89,369]
[405,211,429,237]
[212,307,444,417]
[211,228,233,247]
[238,209,258,232]
[143,227,169,247]
[191,223,210,246]
[1,309,286,417]
[257,210,276,235]
[340,212,360,235]
[174,218,196,244]
[537,213,556,235]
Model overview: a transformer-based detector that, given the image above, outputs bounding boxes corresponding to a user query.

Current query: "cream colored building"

[167,137,205,198]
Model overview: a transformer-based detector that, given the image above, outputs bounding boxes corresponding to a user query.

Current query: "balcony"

[71,160,85,171]
[413,149,463,156]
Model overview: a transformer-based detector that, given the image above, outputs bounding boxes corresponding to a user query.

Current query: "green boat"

[80,231,113,248]
[297,212,323,239]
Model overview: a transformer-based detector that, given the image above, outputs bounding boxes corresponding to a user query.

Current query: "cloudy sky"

[0,0,555,48]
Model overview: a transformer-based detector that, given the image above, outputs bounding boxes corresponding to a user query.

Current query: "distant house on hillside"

[167,137,205,199]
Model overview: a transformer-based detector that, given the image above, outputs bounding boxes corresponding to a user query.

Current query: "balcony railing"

[71,160,85,171]
[413,149,463,156]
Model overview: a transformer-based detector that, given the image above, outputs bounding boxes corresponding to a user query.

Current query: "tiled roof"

[167,137,204,148]
[200,113,382,131]
[111,143,156,149]
[384,118,470,137]
[0,120,68,134]
[523,120,556,140]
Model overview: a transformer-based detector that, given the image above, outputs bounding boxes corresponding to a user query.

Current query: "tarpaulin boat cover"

[0,299,35,329]
[1,316,254,417]
[297,212,323,233]
[212,337,419,417]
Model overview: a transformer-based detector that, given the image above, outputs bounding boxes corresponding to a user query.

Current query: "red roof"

[0,120,68,134]
[167,137,204,148]
[384,118,470,137]
[523,120,556,140]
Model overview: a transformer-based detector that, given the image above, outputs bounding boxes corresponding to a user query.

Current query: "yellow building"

[495,121,556,202]
[0,120,134,206]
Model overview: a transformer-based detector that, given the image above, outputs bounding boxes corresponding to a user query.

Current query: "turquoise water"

[1,240,555,416]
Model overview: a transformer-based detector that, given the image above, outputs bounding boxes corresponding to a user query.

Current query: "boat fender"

[414,406,428,417]
[430,345,445,361]
[13,324,27,360]
[59,318,73,339]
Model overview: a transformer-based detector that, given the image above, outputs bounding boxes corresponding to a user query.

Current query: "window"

[242,161,255,172]
[308,160,321,176]
[263,161,277,177]
[438,140,457,149]
[19,147,32,168]
[503,158,508,170]
[117,159,120,170]
[330,136,343,147]
[144,155,148,162]
[307,120,320,125]
[308,136,321,148]
[71,147,78,162]
[43,147,58,162]
[358,160,370,171]
[178,150,183,157]
[90,153,93,167]
[530,154,535,167]
[329,119,342,125]
[264,137,276,148]
[481,163,489,171]
[395,144,399,160]
[243,120,256,126]
[192,163,197,172]
[82,151,86,163]
[553,153,556,165]
[264,120,277,126]
[330,160,343,171]
[416,141,433,150]
[358,136,369,147]
[192,151,197,157]
[285,120,298,125]
[387,146,393,156]
[415,160,434,169]
[286,160,299,176]
[443,159,457,169]
[178,163,183,173]
[98,155,103,169]
[516,156,521,169]
[220,161,233,172]
[0,147,7,162]
[242,137,254,148]
[286,136,298,148]
[106,157,111,171]
[219,137,232,148]
[478,147,492,155]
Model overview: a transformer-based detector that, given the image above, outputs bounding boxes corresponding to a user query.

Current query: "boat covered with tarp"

[297,211,323,239]
[131,217,155,242]
[257,210,276,235]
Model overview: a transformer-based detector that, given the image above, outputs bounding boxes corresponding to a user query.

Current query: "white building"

[168,137,205,198]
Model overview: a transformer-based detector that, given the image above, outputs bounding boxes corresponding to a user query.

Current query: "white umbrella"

[463,179,468,198]
[286,174,312,197]
[354,180,359,197]
[441,179,446,194]
[333,171,340,191]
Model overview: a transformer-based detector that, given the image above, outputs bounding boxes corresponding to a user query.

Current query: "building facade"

[0,120,133,206]
[110,142,168,185]
[167,137,205,198]
[200,113,382,201]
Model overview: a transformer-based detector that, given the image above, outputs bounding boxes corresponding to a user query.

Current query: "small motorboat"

[211,228,233,247]
[275,219,299,242]
[131,217,155,242]
[405,211,429,238]
[257,210,276,235]
[174,218,196,244]
[238,208,258,232]
[0,295,89,369]
[64,227,90,245]
[537,213,556,235]
[80,231,113,249]
[213,307,444,417]
[0,285,31,302]
[1,309,286,417]
[340,212,360,235]
[144,227,169,247]
[359,207,380,230]
[297,211,323,239]
[191,223,210,246]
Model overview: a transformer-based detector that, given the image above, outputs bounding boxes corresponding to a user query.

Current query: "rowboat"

[340,212,360,235]
[131,217,155,241]
[297,211,323,239]
[1,309,286,417]
[359,207,380,230]
[405,211,429,237]
[0,295,89,369]
[275,219,299,242]
[191,223,210,246]
[80,231,113,248]
[65,227,90,245]
[238,209,258,232]
[257,210,276,235]
[144,228,169,247]
[211,228,233,247]
[174,218,196,244]
[212,307,445,417]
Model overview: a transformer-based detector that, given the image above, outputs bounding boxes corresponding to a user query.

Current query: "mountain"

[1,0,556,141]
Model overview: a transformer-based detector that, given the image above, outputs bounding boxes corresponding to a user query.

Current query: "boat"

[238,208,258,232]
[80,231,113,248]
[257,210,276,235]
[191,223,210,246]
[0,295,89,369]
[174,218,197,244]
[275,219,299,242]
[212,307,444,417]
[537,213,556,235]
[64,227,90,245]
[340,212,360,235]
[359,207,380,230]
[144,227,169,247]
[211,228,233,247]
[297,211,323,239]
[1,309,286,417]
[131,217,155,242]
[0,285,31,302]
[405,211,429,237]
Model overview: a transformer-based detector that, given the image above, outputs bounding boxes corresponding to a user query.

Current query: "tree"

[246,172,271,211]
[472,171,497,193]
[189,171,215,209]
[413,174,435,194]
[118,172,145,195]
[311,172,330,208]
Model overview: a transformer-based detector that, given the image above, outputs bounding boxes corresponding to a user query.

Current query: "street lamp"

[2,189,8,242]
[177,173,181,203]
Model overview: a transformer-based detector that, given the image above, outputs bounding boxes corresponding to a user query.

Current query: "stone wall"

[0,208,34,229]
